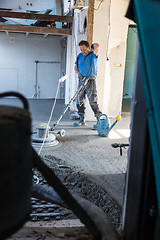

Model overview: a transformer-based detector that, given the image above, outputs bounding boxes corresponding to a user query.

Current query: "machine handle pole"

[51,77,89,130]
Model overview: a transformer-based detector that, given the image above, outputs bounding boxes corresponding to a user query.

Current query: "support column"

[93,0,129,117]
[87,0,95,46]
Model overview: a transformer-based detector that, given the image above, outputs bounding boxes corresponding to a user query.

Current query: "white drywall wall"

[0,33,63,98]
[66,0,130,120]
[65,10,88,112]
[93,0,130,117]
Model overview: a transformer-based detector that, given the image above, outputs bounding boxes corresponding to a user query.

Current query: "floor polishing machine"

[50,77,89,132]
[32,75,67,147]
[32,76,89,147]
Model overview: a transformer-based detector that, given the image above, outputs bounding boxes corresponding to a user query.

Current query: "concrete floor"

[1,98,130,208]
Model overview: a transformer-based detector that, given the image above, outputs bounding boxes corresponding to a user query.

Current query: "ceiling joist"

[0,24,72,35]
[0,11,73,36]
[87,0,94,46]
[0,11,73,23]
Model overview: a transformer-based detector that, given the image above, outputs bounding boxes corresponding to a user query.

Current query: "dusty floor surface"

[8,223,92,240]
[8,155,122,239]
[0,98,130,207]
[32,156,121,226]
[34,115,130,208]
[1,98,130,239]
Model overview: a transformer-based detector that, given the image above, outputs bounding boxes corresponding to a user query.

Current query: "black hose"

[32,147,101,239]
[32,184,67,208]
[0,91,29,110]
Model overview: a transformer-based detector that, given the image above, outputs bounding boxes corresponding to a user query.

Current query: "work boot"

[73,115,86,127]
[92,116,100,130]
[78,115,86,125]
[92,121,98,130]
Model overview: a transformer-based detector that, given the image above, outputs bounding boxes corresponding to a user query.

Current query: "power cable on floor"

[38,80,61,155]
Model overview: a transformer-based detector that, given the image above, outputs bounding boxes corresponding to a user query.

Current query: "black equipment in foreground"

[112,143,129,156]
[0,91,121,240]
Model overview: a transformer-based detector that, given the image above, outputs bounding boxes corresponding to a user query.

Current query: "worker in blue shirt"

[74,40,102,127]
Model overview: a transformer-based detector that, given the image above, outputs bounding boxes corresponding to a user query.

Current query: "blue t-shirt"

[75,51,98,77]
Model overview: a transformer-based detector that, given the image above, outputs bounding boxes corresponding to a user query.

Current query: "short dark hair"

[78,40,89,48]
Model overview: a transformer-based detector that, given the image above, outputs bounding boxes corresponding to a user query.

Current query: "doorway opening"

[122,26,137,112]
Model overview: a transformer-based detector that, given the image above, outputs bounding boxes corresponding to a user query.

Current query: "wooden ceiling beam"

[0,24,72,35]
[87,0,95,46]
[0,11,73,23]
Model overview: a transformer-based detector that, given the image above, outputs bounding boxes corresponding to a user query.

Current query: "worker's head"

[78,40,90,56]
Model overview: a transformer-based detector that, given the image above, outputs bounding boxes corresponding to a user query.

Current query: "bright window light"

[108,131,122,139]
[117,129,130,138]
[108,129,130,139]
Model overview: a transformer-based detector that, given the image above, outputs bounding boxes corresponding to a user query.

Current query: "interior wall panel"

[0,33,62,99]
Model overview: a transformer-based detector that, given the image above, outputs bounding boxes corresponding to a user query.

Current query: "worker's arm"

[91,43,100,57]
[74,64,80,74]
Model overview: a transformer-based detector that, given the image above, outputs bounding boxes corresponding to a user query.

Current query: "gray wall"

[0,33,63,98]
[0,0,56,11]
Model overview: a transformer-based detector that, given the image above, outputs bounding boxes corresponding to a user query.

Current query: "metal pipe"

[34,61,38,98]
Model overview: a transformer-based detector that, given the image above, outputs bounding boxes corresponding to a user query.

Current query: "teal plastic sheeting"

[26,9,56,26]
[134,0,160,213]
